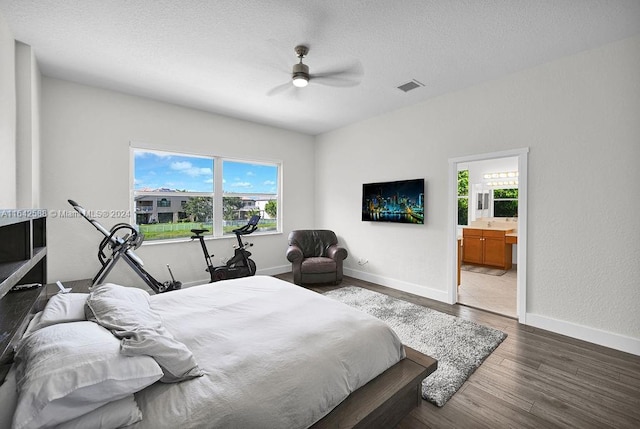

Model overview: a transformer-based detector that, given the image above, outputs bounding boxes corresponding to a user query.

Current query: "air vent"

[397,79,425,93]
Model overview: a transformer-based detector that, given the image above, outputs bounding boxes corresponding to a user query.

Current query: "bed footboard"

[311,346,437,429]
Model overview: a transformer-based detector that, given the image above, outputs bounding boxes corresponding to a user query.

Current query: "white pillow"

[86,283,203,383]
[35,293,89,329]
[12,321,163,429]
[56,395,142,429]
[0,367,18,429]
[22,311,43,336]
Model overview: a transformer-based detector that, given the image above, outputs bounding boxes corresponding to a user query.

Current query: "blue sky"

[133,150,277,194]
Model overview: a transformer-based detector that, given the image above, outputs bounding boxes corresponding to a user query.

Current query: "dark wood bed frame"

[312,346,436,428]
[0,281,437,428]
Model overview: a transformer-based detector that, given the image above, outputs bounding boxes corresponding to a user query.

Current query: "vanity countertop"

[465,218,518,234]
[463,225,516,232]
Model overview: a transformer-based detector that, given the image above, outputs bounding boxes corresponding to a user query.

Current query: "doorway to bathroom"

[448,148,528,323]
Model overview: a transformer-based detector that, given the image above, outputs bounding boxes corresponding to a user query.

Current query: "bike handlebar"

[232,215,260,235]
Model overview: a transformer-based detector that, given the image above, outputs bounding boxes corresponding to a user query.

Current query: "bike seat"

[190,229,209,235]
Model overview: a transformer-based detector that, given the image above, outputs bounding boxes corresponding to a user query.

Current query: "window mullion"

[213,157,224,237]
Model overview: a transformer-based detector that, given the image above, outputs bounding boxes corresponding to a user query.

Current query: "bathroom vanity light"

[483,171,519,187]
[483,171,518,180]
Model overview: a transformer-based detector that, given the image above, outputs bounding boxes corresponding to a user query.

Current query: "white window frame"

[130,145,281,243]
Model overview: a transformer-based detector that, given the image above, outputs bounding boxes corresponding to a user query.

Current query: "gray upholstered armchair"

[286,230,348,285]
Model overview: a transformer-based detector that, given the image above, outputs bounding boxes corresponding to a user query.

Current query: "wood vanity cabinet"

[462,228,513,270]
[461,229,484,265]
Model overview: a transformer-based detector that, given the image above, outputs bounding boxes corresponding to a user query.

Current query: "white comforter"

[132,276,404,429]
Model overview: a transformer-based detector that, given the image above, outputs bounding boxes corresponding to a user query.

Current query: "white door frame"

[448,148,529,324]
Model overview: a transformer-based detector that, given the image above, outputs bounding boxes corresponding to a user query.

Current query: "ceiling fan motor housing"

[292,62,310,87]
[292,62,309,78]
[292,45,310,86]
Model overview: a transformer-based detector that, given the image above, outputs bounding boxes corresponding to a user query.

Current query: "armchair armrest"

[327,245,348,261]
[286,245,304,263]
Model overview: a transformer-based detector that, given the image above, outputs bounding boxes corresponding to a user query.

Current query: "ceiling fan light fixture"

[292,74,309,87]
[292,62,310,88]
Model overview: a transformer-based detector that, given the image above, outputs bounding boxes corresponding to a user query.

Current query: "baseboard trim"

[526,313,640,356]
[180,279,208,288]
[257,265,291,277]
[264,267,639,356]
[344,268,449,302]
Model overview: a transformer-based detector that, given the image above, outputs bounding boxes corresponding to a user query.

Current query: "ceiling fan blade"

[311,75,361,88]
[310,60,364,87]
[266,82,303,100]
[266,81,294,96]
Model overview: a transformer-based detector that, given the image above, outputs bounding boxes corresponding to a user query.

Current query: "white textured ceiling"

[1,0,639,135]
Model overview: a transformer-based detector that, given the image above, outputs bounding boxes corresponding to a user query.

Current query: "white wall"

[0,11,16,208]
[41,78,315,287]
[16,42,41,209]
[316,35,640,352]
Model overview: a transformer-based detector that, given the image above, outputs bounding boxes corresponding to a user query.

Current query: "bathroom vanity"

[461,219,517,270]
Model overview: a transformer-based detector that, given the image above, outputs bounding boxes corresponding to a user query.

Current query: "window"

[133,149,213,240]
[222,160,278,236]
[157,198,171,208]
[493,188,518,217]
[457,170,469,226]
[132,148,280,241]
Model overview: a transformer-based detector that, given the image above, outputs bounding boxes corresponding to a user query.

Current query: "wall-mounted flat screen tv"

[362,178,424,224]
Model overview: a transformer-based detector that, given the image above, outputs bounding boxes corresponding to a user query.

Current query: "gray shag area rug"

[323,286,507,407]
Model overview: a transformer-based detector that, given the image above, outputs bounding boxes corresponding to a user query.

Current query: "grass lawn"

[140,220,277,240]
[140,222,210,240]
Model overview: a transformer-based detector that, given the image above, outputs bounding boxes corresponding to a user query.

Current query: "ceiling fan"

[267,45,363,96]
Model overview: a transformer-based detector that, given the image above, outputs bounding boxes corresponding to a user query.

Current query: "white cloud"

[171,161,212,177]
[171,161,192,170]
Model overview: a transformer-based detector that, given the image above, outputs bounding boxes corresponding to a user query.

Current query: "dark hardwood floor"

[275,273,640,429]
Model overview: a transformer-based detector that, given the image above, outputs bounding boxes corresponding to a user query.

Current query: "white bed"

[4,276,407,429]
[134,276,405,428]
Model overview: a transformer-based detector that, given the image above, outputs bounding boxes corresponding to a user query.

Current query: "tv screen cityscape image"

[362,178,424,224]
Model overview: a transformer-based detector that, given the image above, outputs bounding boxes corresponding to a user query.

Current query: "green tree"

[457,170,469,225]
[457,170,469,196]
[223,197,243,220]
[265,200,277,218]
[494,189,518,199]
[183,197,212,222]
[458,199,469,225]
[494,188,518,217]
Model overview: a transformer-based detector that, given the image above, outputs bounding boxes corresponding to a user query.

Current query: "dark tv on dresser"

[362,178,425,224]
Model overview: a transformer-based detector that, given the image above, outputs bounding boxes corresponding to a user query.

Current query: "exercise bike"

[191,215,260,282]
[68,199,182,293]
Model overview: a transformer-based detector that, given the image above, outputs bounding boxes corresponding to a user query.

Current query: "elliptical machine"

[68,199,182,293]
[191,215,260,282]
